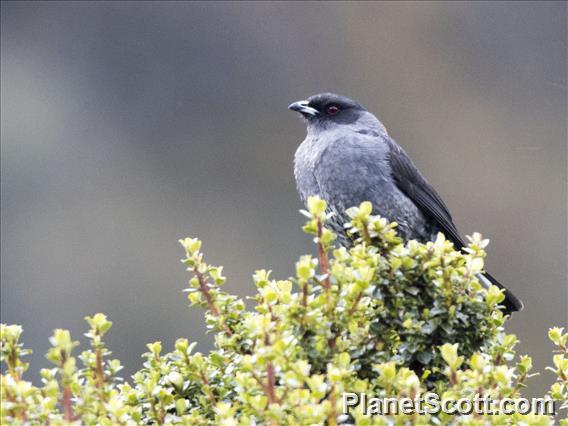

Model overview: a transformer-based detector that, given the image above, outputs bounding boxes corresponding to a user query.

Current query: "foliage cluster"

[1,198,566,424]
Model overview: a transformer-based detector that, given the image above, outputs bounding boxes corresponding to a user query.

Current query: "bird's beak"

[288,100,319,117]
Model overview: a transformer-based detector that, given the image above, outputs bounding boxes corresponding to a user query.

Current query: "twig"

[59,350,75,422]
[327,385,338,426]
[199,371,217,406]
[62,384,74,422]
[266,362,277,404]
[264,333,277,405]
[348,292,364,316]
[5,391,28,422]
[95,347,105,389]
[8,350,21,382]
[194,267,233,337]
[316,219,331,290]
[195,268,221,317]
[361,220,372,244]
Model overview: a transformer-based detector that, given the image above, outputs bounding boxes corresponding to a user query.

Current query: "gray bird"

[289,93,523,313]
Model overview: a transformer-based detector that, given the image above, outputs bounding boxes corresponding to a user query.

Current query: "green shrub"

[1,198,567,425]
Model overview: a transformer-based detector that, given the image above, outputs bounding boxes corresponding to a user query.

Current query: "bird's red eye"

[326,105,340,115]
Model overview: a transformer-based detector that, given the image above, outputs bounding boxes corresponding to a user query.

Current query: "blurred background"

[1,1,566,399]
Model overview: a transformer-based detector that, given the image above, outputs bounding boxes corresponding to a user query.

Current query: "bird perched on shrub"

[289,92,523,313]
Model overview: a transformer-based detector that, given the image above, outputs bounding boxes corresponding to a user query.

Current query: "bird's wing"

[386,138,523,312]
[386,139,466,249]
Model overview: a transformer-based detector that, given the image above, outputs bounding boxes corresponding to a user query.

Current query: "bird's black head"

[288,93,366,126]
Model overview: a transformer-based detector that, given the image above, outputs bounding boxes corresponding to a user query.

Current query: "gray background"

[1,1,566,399]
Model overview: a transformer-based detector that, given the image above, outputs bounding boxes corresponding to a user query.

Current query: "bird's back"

[294,129,437,242]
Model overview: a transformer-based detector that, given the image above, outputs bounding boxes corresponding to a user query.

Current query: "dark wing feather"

[386,140,465,249]
[386,139,523,312]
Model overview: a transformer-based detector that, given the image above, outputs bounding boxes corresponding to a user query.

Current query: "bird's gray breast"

[294,135,326,204]
[294,131,435,242]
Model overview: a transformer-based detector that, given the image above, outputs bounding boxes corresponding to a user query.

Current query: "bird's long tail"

[477,272,524,314]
